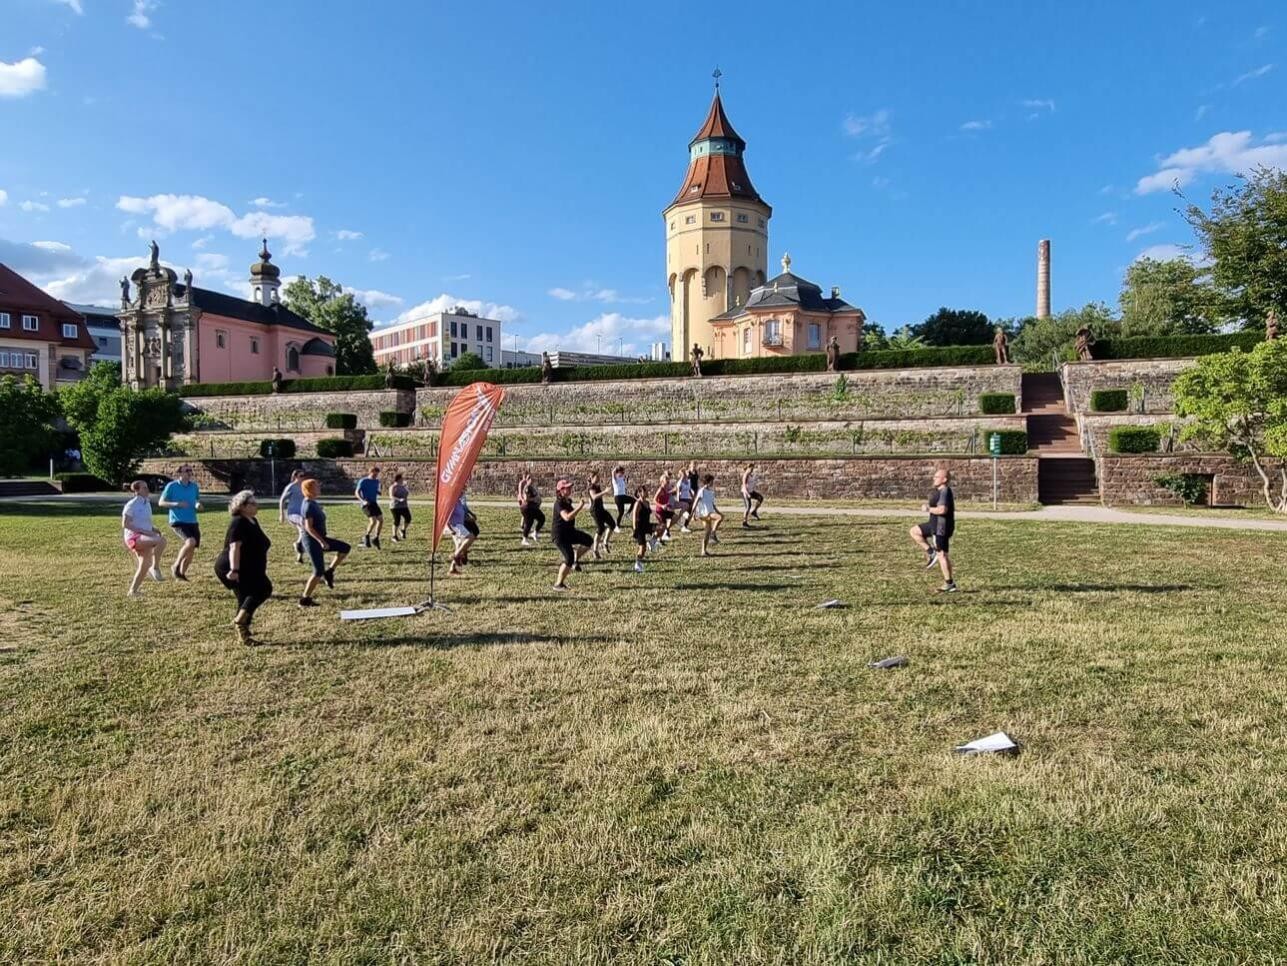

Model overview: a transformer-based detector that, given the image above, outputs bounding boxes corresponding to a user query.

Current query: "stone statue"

[993,327,1010,365]
[271,367,284,393]
[148,239,160,273]
[1268,308,1279,342]
[690,342,704,377]
[423,355,438,387]
[825,336,840,372]
[540,351,553,384]
[119,276,131,305]
[182,267,193,293]
[1075,326,1095,361]
[384,361,398,389]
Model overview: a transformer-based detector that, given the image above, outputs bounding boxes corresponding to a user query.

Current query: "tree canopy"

[1183,166,1287,329]
[1173,339,1287,512]
[0,375,59,476]
[451,351,486,371]
[911,307,993,346]
[283,276,377,375]
[1009,303,1120,366]
[1119,257,1222,336]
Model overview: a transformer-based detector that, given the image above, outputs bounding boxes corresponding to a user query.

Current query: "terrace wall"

[1098,454,1287,507]
[1061,359,1193,415]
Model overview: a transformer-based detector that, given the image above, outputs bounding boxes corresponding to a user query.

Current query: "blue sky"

[2,0,1283,355]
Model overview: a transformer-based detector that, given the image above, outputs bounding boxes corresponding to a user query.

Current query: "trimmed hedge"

[324,413,357,430]
[316,438,354,458]
[978,392,1016,415]
[378,410,413,427]
[1089,389,1128,412]
[179,374,414,397]
[259,438,296,458]
[1094,330,1262,360]
[1108,425,1161,454]
[984,429,1029,455]
[56,471,112,493]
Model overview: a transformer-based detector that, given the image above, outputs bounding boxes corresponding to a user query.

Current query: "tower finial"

[781,251,792,273]
[712,66,722,91]
[259,237,271,260]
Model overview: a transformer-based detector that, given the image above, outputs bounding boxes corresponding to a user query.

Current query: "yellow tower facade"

[664,88,771,360]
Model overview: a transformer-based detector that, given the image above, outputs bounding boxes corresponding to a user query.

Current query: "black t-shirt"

[929,485,955,537]
[633,501,652,533]
[686,470,699,493]
[552,495,575,540]
[218,515,271,577]
[589,484,605,509]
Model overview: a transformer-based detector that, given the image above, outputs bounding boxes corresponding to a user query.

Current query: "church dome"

[249,239,281,279]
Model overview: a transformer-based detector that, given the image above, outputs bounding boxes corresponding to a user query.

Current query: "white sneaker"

[149,567,163,581]
[661,533,671,542]
[521,537,532,547]
[680,526,692,534]
[126,589,141,598]
[633,561,644,573]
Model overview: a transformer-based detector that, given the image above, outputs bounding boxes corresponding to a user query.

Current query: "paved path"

[4,493,1285,532]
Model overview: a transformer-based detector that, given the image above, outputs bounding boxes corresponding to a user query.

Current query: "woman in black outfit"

[214,489,273,646]
[518,472,545,546]
[551,478,593,591]
[588,471,615,558]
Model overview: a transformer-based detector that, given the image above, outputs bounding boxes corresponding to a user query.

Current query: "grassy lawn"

[2,500,1286,962]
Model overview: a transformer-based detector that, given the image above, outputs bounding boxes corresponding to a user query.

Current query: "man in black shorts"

[909,466,957,592]
[355,466,384,549]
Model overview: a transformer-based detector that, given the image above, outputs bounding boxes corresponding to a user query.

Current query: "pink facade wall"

[196,313,334,383]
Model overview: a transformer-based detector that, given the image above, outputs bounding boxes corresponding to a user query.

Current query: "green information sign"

[989,433,1002,456]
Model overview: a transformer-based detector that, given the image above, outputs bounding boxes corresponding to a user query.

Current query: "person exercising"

[909,466,957,593]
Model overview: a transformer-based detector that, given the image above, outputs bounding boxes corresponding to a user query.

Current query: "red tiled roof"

[0,262,96,350]
[667,91,770,211]
[689,91,744,146]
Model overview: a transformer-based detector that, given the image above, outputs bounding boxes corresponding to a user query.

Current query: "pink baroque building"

[118,240,336,390]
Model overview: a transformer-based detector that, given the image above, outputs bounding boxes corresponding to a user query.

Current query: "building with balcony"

[370,307,503,369]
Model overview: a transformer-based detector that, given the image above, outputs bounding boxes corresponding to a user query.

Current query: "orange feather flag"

[432,382,506,554]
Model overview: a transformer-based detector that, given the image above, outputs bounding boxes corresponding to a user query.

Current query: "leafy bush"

[324,413,357,430]
[452,352,486,371]
[1154,473,1209,505]
[77,388,186,486]
[1090,389,1129,412]
[179,374,413,396]
[1108,425,1161,453]
[378,410,412,427]
[1094,330,1262,360]
[259,438,297,458]
[978,392,1016,414]
[316,438,354,458]
[0,375,59,476]
[55,471,112,493]
[985,429,1028,455]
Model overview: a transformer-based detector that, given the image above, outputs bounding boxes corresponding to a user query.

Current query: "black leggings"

[614,494,635,526]
[392,507,411,530]
[591,502,614,536]
[218,572,273,621]
[521,504,545,537]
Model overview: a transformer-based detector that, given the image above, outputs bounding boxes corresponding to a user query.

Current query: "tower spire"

[713,66,721,91]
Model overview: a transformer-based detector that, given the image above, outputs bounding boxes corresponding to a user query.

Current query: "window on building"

[0,313,9,329]
[0,352,9,367]
[486,327,493,342]
[98,337,108,347]
[25,353,38,369]
[765,319,783,346]
[326,365,334,375]
[254,286,261,302]
[736,213,749,224]
[742,328,752,356]
[450,321,458,337]
[476,324,483,341]
[22,315,39,331]
[710,212,725,222]
[451,342,458,358]
[287,345,300,371]
[808,323,822,349]
[485,345,493,363]
[250,337,260,355]
[685,215,696,225]
[216,331,227,349]
[62,323,78,339]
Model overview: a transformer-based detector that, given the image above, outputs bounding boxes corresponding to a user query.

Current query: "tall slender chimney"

[1036,239,1051,318]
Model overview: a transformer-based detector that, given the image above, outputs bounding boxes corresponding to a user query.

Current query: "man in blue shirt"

[278,469,307,564]
[355,466,384,549]
[158,464,202,581]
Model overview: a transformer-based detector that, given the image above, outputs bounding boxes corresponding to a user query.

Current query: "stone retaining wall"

[1098,455,1287,507]
[416,366,1023,426]
[181,388,414,432]
[1076,414,1198,457]
[1061,359,1192,415]
[140,455,1041,505]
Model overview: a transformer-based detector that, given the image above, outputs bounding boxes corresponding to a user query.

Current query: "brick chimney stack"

[1036,239,1051,318]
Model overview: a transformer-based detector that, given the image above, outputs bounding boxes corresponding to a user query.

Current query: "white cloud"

[44,255,155,306]
[443,273,472,282]
[1022,98,1056,112]
[1092,212,1118,226]
[385,293,521,327]
[521,312,669,356]
[334,229,363,240]
[1195,104,1210,121]
[368,248,390,262]
[127,0,159,30]
[116,193,315,253]
[1125,222,1165,242]
[194,252,229,271]
[32,240,73,253]
[843,109,893,163]
[249,197,286,208]
[1136,130,1287,193]
[348,288,404,311]
[1135,244,1191,263]
[0,58,47,98]
[30,46,46,56]
[548,287,577,300]
[57,196,87,208]
[52,0,83,13]
[191,234,212,249]
[960,120,992,131]
[546,284,652,305]
[20,200,51,212]
[1232,63,1274,87]
[0,189,6,206]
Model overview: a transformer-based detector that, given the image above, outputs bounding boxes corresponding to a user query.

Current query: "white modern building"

[370,307,503,369]
[65,303,123,368]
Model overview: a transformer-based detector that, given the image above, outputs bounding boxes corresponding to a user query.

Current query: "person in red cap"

[551,478,593,591]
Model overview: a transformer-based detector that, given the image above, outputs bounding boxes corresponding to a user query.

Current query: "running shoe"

[661,533,671,542]
[323,567,336,589]
[126,589,141,598]
[392,534,400,543]
[148,566,164,581]
[741,522,751,529]
[298,596,319,607]
[680,526,692,534]
[551,584,569,592]
[372,537,382,550]
[633,561,644,573]
[171,566,187,582]
[751,510,761,520]
[362,535,371,548]
[521,537,533,547]
[937,582,959,594]
[924,548,938,569]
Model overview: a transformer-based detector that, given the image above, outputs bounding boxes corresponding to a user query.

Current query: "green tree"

[1119,257,1220,336]
[1183,166,1287,329]
[885,326,926,351]
[77,388,186,487]
[0,375,59,476]
[452,351,485,371]
[283,275,377,375]
[1010,303,1120,367]
[911,307,993,345]
[860,322,888,351]
[57,360,121,430]
[1173,339,1287,513]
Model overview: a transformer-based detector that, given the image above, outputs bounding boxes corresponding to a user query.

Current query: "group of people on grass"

[119,458,956,646]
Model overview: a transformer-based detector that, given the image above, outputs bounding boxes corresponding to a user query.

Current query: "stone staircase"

[0,480,61,498]
[1023,372,1101,504]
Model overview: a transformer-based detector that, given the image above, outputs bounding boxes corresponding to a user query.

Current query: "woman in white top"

[693,474,724,556]
[611,465,633,531]
[121,479,167,597]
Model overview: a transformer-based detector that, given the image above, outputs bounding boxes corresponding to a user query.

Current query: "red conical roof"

[667,90,769,212]
[689,91,744,147]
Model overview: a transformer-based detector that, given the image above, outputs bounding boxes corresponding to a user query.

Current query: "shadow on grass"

[680,582,795,592]
[991,583,1195,594]
[332,631,614,650]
